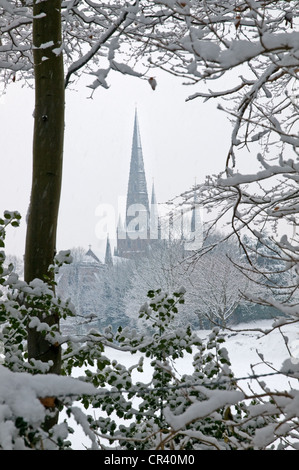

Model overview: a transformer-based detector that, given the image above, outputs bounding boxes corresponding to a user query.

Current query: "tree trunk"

[25,0,64,375]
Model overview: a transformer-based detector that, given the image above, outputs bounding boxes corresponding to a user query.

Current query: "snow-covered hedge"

[1,213,299,450]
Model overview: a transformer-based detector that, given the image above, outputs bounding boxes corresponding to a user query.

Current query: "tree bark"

[25,0,64,375]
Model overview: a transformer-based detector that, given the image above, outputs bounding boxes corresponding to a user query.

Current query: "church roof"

[84,246,101,264]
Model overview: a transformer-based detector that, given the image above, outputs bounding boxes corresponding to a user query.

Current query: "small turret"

[105,235,113,266]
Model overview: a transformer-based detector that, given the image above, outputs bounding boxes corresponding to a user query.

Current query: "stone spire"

[115,110,153,259]
[126,109,150,234]
[105,235,113,266]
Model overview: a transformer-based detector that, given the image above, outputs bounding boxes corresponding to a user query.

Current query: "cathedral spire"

[115,110,153,259]
[126,109,150,232]
[105,234,113,266]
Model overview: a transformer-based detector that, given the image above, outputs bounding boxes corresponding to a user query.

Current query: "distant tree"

[189,252,251,328]
[124,241,188,331]
[124,237,258,331]
[70,247,87,264]
[96,260,132,331]
[57,254,132,334]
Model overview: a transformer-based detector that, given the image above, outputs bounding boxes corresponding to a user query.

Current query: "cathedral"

[114,109,160,259]
[113,108,201,259]
[58,109,202,333]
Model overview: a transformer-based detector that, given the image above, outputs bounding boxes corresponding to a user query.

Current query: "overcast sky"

[0,69,233,259]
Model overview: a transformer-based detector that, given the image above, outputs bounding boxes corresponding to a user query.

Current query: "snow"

[110,60,142,77]
[219,320,299,390]
[217,157,299,187]
[0,365,100,449]
[33,41,54,50]
[198,31,299,70]
[164,388,244,431]
[61,319,299,449]
[1,268,299,449]
[0,0,14,14]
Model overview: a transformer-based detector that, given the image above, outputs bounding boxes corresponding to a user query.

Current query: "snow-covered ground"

[211,320,299,392]
[67,319,299,449]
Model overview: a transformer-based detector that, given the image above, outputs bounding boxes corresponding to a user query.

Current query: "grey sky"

[0,70,232,259]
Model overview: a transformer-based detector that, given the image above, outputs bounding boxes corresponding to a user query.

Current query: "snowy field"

[66,319,299,450]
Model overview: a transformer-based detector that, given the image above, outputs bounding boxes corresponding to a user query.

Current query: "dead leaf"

[148,77,157,90]
[39,397,56,408]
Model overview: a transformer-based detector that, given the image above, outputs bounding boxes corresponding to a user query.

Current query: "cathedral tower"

[115,110,152,259]
[126,109,150,232]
